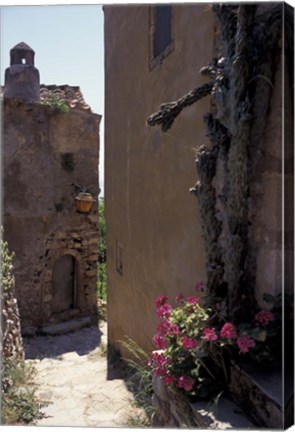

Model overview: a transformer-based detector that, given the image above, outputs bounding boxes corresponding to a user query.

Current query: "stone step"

[191,394,255,429]
[40,316,92,336]
[229,359,294,428]
[152,375,255,428]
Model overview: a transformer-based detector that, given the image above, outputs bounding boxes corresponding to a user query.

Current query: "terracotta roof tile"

[1,84,93,113]
[40,84,92,112]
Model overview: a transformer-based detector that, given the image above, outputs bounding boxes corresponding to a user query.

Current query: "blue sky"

[0,4,105,193]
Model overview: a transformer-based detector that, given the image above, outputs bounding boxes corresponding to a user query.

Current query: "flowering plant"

[148,286,282,399]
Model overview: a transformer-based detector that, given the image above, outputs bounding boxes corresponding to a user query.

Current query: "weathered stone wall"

[2,98,101,328]
[1,288,24,360]
[104,4,213,355]
[152,376,255,429]
[152,376,197,428]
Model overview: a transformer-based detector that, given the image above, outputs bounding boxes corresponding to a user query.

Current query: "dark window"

[116,241,123,275]
[153,6,172,58]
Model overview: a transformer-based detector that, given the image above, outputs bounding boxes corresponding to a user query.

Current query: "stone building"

[2,43,101,331]
[104,4,293,355]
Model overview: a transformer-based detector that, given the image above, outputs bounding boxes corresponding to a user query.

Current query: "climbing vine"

[147,4,292,321]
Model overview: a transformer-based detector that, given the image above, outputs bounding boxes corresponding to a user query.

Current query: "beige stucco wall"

[105,4,214,354]
[3,98,101,328]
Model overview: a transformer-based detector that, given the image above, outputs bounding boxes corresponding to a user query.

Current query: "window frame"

[149,5,174,70]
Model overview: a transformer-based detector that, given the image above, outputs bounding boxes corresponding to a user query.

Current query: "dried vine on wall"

[147,4,288,321]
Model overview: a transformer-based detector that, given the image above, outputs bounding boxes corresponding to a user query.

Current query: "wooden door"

[52,254,75,313]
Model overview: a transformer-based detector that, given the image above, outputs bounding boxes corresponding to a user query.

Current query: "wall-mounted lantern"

[75,192,96,214]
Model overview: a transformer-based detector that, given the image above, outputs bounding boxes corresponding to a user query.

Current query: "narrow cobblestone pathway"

[23,322,142,427]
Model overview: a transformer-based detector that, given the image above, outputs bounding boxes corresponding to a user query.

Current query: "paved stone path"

[24,322,142,427]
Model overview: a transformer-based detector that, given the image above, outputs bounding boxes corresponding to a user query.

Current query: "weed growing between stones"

[120,337,155,426]
[1,358,49,425]
[97,263,107,302]
[1,232,48,425]
[97,198,107,302]
[99,341,108,357]
[97,298,107,322]
[43,95,69,113]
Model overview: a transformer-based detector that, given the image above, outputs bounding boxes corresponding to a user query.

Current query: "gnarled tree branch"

[147,82,213,132]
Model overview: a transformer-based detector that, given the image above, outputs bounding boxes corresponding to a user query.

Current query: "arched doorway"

[52,254,76,314]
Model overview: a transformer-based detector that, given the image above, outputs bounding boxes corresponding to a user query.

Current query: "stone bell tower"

[4,42,40,101]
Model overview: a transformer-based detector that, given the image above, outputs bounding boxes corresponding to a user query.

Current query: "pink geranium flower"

[177,375,195,392]
[149,353,171,377]
[187,296,199,305]
[154,366,167,377]
[168,322,180,336]
[152,333,168,349]
[148,351,160,366]
[154,352,168,365]
[156,304,172,319]
[163,375,176,385]
[195,281,204,291]
[157,320,180,336]
[237,335,256,353]
[175,293,185,303]
[202,327,218,342]
[255,310,275,326]
[148,352,171,370]
[156,320,170,335]
[155,295,168,308]
[220,323,237,339]
[181,336,198,350]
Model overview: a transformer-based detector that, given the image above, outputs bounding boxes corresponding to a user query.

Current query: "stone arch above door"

[41,228,98,326]
[42,247,85,323]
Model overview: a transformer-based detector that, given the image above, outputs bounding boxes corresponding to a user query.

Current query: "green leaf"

[251,328,267,342]
[263,293,275,305]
